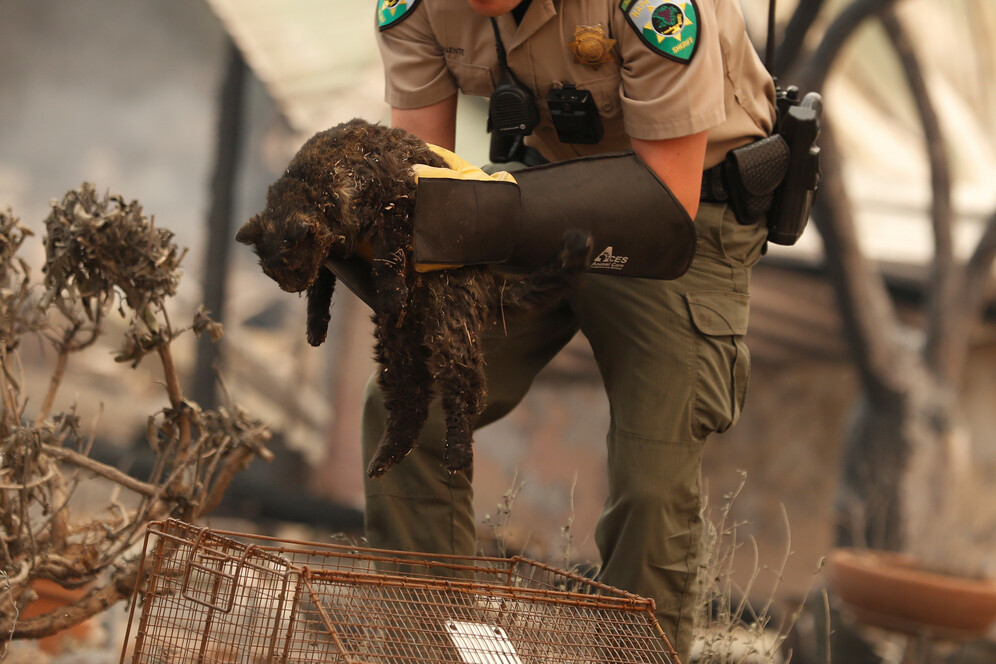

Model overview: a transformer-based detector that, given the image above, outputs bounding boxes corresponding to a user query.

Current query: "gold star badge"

[568,25,616,67]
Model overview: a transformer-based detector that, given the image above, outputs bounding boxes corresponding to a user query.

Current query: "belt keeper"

[701,163,728,202]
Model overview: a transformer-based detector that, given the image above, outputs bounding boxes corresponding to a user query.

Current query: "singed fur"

[236,119,591,477]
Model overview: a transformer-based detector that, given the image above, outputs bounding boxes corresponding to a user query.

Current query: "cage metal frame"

[120,518,679,664]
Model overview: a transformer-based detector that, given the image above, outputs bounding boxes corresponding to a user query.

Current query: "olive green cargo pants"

[361,202,767,661]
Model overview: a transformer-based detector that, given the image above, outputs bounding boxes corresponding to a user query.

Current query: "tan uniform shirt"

[377,0,776,168]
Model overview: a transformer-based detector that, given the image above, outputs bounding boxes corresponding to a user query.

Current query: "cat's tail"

[496,228,592,314]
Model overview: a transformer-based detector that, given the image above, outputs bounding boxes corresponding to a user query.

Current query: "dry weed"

[0,184,271,641]
[693,471,824,664]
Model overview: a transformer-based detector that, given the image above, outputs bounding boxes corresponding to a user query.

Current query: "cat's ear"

[235,215,263,246]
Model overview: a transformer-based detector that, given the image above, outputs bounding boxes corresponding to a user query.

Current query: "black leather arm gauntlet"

[412,151,696,280]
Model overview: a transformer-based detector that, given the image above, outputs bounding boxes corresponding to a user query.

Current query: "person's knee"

[608,435,704,508]
[361,371,386,455]
[361,370,382,409]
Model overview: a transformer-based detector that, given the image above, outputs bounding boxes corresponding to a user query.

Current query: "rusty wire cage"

[120,519,679,664]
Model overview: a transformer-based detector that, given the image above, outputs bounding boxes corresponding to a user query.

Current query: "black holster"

[715,90,822,246]
[766,92,822,246]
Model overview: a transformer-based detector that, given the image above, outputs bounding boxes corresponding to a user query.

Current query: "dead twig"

[1,185,271,641]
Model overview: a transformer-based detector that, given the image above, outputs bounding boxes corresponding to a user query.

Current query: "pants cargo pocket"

[685,290,751,439]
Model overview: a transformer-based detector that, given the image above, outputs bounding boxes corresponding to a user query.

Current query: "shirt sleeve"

[612,0,726,141]
[376,6,459,109]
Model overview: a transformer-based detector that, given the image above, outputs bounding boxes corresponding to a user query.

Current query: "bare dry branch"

[774,0,827,78]
[880,11,964,386]
[800,0,904,94]
[0,562,140,639]
[40,445,158,497]
[811,125,907,404]
[1,184,271,641]
[965,208,996,320]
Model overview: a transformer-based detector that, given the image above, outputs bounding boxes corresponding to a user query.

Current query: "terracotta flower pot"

[21,579,97,654]
[827,547,996,639]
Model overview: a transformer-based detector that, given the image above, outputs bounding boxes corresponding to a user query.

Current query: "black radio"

[487,17,540,163]
[489,66,539,138]
[488,64,541,164]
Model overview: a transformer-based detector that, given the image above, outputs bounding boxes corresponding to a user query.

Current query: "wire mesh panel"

[121,519,679,664]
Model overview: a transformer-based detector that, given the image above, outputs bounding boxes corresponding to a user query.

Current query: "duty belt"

[700,162,729,203]
[701,135,791,226]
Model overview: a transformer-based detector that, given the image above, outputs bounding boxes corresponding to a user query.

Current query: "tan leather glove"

[410,145,518,272]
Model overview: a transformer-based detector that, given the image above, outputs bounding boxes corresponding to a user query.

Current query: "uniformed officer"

[365,0,776,659]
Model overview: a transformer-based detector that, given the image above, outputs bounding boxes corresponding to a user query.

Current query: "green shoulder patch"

[619,0,700,63]
[378,0,421,31]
